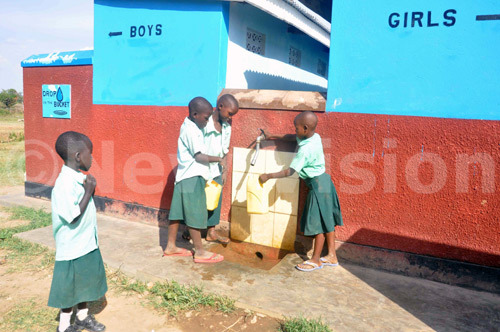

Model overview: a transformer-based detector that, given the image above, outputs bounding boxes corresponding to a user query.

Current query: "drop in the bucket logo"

[53,87,67,115]
[56,87,63,101]
[42,84,71,119]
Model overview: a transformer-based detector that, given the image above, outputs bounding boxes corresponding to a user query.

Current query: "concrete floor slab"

[2,188,499,331]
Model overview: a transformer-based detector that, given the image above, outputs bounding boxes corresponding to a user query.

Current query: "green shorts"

[169,176,208,229]
[48,248,107,309]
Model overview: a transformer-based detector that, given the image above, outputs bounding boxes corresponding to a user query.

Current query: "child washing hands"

[259,111,343,272]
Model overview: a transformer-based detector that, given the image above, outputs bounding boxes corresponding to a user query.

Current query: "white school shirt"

[51,165,98,261]
[175,117,209,183]
[289,133,326,179]
[203,115,231,179]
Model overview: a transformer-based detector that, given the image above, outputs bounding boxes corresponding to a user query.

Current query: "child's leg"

[59,307,73,332]
[164,220,188,255]
[75,301,106,332]
[311,233,326,265]
[297,233,325,270]
[189,227,223,261]
[76,302,88,320]
[321,230,339,265]
[206,226,229,243]
[189,227,209,257]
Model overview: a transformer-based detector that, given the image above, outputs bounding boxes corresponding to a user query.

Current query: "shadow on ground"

[338,229,500,332]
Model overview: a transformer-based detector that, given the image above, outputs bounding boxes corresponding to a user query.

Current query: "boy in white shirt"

[183,94,239,244]
[163,97,224,263]
[49,131,106,332]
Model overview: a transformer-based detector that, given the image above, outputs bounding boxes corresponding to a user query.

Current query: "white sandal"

[320,257,339,267]
[295,260,323,272]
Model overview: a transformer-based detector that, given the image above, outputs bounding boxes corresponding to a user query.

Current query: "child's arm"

[72,174,96,224]
[259,168,295,183]
[262,129,296,142]
[194,153,222,164]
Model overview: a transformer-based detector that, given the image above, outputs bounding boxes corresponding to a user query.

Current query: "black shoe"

[75,314,106,332]
[58,325,82,332]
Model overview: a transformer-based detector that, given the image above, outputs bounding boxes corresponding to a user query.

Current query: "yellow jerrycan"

[205,180,222,211]
[246,174,268,214]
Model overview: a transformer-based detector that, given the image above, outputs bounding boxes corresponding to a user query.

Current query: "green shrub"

[0,89,23,109]
[7,131,24,142]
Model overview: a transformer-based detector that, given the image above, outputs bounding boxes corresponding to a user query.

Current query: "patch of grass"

[0,237,55,273]
[6,206,50,224]
[108,269,235,316]
[109,271,149,294]
[0,140,25,186]
[0,207,54,271]
[0,299,58,332]
[0,109,23,122]
[279,316,332,332]
[0,108,25,185]
[7,131,24,142]
[0,206,51,240]
[150,280,235,315]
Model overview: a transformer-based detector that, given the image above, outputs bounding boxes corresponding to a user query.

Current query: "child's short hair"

[188,97,212,116]
[217,94,238,109]
[55,131,92,161]
[295,111,318,130]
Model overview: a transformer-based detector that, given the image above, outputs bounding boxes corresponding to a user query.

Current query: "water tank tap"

[250,129,266,166]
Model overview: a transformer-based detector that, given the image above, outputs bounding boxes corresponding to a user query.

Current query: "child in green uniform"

[49,131,107,332]
[164,97,224,263]
[259,111,343,272]
[183,94,239,244]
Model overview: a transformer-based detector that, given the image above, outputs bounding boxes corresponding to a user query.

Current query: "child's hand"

[222,170,227,186]
[259,174,269,184]
[84,174,97,194]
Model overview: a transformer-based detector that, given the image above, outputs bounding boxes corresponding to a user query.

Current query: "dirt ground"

[0,208,281,332]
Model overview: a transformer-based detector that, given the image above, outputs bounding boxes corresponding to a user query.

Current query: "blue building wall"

[93,0,229,106]
[326,0,500,120]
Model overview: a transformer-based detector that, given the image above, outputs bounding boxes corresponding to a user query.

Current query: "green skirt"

[169,176,208,229]
[300,173,343,236]
[48,248,107,309]
[207,175,223,227]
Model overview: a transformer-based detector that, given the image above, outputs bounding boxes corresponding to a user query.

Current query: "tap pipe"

[250,129,265,166]
[250,136,261,166]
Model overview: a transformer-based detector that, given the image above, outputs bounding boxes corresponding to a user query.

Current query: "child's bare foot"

[193,251,224,263]
[163,247,192,257]
[206,230,230,244]
[320,255,339,266]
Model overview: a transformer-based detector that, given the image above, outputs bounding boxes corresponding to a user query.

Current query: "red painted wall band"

[23,66,500,267]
